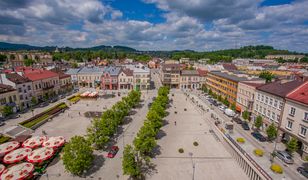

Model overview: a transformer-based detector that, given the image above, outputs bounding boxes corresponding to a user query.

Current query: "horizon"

[0,0,307,52]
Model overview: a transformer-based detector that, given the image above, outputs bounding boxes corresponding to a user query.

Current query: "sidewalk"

[187,90,304,180]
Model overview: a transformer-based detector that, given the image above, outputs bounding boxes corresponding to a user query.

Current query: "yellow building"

[0,84,20,116]
[206,71,260,105]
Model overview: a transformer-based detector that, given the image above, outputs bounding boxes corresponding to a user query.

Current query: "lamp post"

[188,152,195,180]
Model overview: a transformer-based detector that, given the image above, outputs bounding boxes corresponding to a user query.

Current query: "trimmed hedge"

[254,149,264,157]
[270,164,283,174]
[67,95,81,104]
[0,135,11,144]
[236,137,245,144]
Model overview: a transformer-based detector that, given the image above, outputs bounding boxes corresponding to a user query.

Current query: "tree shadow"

[103,126,124,151]
[83,154,105,177]
[165,111,170,116]
[46,154,61,168]
[302,162,308,169]
[123,116,133,125]
[162,119,169,126]
[142,159,158,177]
[134,103,144,109]
[151,145,162,157]
[156,130,166,140]
[129,110,137,116]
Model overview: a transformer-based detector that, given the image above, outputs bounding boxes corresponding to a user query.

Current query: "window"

[286,121,293,130]
[257,93,260,101]
[271,112,275,120]
[18,88,22,93]
[263,107,266,115]
[274,100,278,108]
[28,85,31,90]
[276,115,280,122]
[19,95,23,100]
[269,98,273,106]
[300,126,307,137]
[289,107,296,116]
[304,112,308,121]
[265,97,268,104]
[278,102,283,110]
[267,110,270,117]
[261,95,264,102]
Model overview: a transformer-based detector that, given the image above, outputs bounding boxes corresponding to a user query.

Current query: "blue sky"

[0,0,307,52]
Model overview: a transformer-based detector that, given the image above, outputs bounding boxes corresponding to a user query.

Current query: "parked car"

[59,94,65,99]
[49,97,59,103]
[107,146,119,158]
[251,132,267,142]
[232,117,242,124]
[297,167,308,178]
[212,101,219,107]
[73,89,79,93]
[224,108,236,117]
[241,121,250,130]
[39,102,49,108]
[275,150,294,164]
[218,105,226,111]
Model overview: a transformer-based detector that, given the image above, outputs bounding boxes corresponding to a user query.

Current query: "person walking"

[174,121,177,126]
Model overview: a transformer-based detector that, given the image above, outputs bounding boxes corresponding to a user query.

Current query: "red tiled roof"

[0,84,15,94]
[222,63,237,71]
[122,68,133,76]
[23,69,59,81]
[257,80,305,97]
[197,69,207,76]
[6,73,31,84]
[287,81,308,105]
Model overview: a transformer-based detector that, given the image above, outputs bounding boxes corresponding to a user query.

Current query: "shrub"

[270,164,283,174]
[254,149,264,157]
[236,137,245,144]
[178,148,184,153]
[193,141,199,146]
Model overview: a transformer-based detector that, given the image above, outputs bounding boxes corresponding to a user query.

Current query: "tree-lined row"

[87,90,141,149]
[122,87,170,179]
[62,90,141,176]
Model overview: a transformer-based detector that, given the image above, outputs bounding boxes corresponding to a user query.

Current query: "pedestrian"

[174,121,177,126]
[79,112,81,115]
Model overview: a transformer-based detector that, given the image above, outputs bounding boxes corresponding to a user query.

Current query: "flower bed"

[67,95,80,104]
[20,102,68,129]
[0,135,11,144]
[236,137,245,144]
[253,149,264,157]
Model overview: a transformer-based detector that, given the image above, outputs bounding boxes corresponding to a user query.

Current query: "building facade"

[0,84,20,116]
[0,73,34,109]
[125,64,150,90]
[280,82,308,159]
[118,68,134,90]
[77,67,104,88]
[180,70,200,90]
[253,80,303,128]
[236,82,265,115]
[101,67,121,90]
[160,64,181,88]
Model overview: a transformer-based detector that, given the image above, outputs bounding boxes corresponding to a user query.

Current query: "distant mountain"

[0,42,136,52]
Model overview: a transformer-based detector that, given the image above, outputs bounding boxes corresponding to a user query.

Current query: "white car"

[224,108,236,117]
[219,105,226,111]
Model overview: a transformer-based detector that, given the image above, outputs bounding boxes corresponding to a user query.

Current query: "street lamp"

[188,152,195,180]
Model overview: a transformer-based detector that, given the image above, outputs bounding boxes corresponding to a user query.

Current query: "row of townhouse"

[160,63,207,89]
[0,67,72,114]
[204,69,308,159]
[236,78,308,159]
[66,64,150,90]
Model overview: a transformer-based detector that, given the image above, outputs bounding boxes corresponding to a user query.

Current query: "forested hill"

[171,45,306,63]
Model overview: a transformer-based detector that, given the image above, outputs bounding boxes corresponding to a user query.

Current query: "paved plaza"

[149,90,248,180]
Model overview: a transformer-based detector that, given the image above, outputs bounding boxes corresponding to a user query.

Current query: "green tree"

[223,97,229,107]
[266,123,278,140]
[254,116,263,130]
[62,136,94,176]
[24,59,35,66]
[31,96,38,106]
[0,54,7,62]
[1,106,13,117]
[286,138,299,154]
[208,89,213,95]
[122,145,142,178]
[72,62,78,68]
[242,110,250,121]
[87,118,109,149]
[259,71,275,83]
[230,103,236,111]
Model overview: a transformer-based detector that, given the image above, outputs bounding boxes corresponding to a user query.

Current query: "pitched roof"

[287,81,308,105]
[23,69,59,81]
[103,66,121,76]
[78,67,104,74]
[197,69,207,76]
[181,70,199,76]
[66,68,81,75]
[5,73,31,84]
[257,80,304,97]
[209,71,254,82]
[0,84,16,94]
[121,68,134,76]
[162,64,181,71]
[222,63,237,71]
